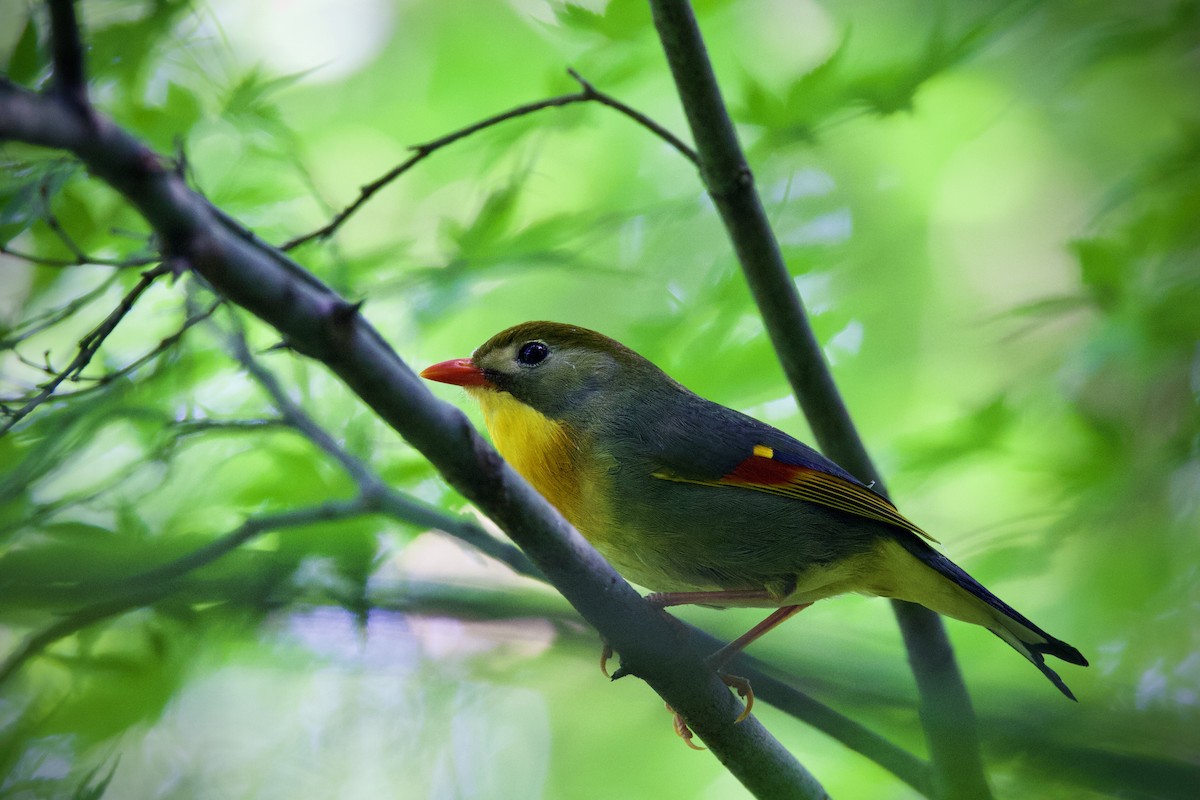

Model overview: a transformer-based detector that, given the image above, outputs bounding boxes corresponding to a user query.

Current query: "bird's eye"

[516,341,549,366]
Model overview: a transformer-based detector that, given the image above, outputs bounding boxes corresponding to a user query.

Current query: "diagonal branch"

[566,68,698,163]
[0,71,825,800]
[0,14,941,793]
[221,320,541,580]
[646,1,990,798]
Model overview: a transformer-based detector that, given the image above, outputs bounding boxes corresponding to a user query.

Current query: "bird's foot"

[666,703,706,750]
[600,640,754,748]
[600,642,634,680]
[717,671,754,724]
[664,671,753,749]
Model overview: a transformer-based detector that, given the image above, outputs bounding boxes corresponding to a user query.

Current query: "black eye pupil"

[517,341,549,366]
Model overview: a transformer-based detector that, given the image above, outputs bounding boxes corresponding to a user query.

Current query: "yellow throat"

[468,387,590,529]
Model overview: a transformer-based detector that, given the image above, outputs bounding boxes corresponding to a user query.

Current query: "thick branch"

[646,2,990,798]
[223,323,541,580]
[2,77,929,793]
[0,80,822,799]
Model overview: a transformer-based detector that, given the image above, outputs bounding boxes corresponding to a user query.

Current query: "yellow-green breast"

[468,387,614,541]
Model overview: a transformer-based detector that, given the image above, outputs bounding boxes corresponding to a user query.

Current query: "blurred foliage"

[1,0,1199,798]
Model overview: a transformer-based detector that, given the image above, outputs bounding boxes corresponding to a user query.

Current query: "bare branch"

[281,68,694,250]
[0,242,156,268]
[173,417,290,437]
[279,91,596,250]
[0,264,169,432]
[0,280,218,432]
[566,68,698,164]
[0,272,120,348]
[70,299,220,386]
[38,177,90,261]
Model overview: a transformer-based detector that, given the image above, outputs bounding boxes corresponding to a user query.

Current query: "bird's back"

[577,385,895,602]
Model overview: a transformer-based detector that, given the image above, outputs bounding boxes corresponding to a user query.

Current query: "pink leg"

[606,592,814,742]
[708,603,812,670]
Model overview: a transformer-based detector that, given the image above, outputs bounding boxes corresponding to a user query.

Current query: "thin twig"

[39,179,88,261]
[0,243,156,268]
[0,272,122,349]
[0,297,220,421]
[70,300,220,386]
[173,417,290,437]
[281,68,694,250]
[566,68,698,163]
[280,92,594,250]
[0,265,169,431]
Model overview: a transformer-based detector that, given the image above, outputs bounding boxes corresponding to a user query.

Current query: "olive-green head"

[421,321,670,422]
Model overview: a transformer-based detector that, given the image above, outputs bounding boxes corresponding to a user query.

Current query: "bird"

[420,321,1087,738]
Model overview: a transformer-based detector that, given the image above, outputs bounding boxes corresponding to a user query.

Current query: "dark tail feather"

[896,535,1088,698]
[994,630,1079,701]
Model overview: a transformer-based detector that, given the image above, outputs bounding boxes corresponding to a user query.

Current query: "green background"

[1,0,1198,797]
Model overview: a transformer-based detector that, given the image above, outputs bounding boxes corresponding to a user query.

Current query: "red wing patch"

[655,444,937,542]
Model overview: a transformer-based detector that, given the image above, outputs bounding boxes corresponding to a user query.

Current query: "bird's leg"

[633,591,812,743]
[600,590,766,678]
[707,603,812,672]
[705,603,811,723]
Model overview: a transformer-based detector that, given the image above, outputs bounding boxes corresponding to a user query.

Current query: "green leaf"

[1073,237,1128,310]
[73,757,120,800]
[553,0,652,41]
[6,13,42,86]
[445,180,523,258]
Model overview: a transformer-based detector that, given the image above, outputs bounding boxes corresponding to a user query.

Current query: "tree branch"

[222,320,541,580]
[280,68,695,250]
[0,15,945,792]
[0,67,825,800]
[47,0,87,111]
[0,264,170,432]
[646,1,990,798]
[566,68,698,163]
[0,241,156,267]
[0,499,374,687]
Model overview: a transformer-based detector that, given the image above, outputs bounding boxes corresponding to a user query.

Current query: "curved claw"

[600,642,613,678]
[667,703,706,750]
[721,672,755,724]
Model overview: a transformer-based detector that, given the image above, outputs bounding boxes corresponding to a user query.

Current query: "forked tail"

[893,536,1088,699]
